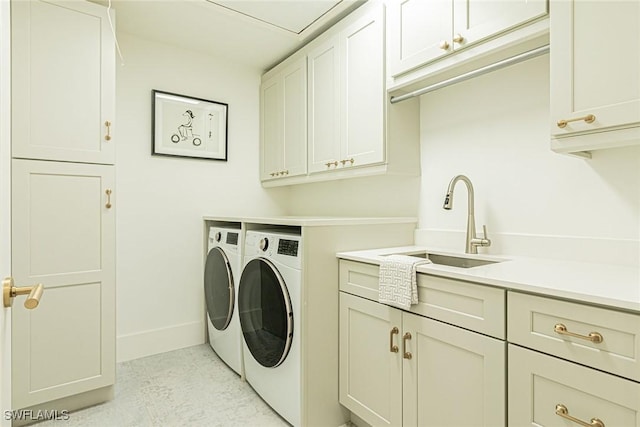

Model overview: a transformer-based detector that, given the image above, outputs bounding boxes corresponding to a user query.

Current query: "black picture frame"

[152,90,228,161]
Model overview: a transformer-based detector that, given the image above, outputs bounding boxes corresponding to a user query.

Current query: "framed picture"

[152,90,228,161]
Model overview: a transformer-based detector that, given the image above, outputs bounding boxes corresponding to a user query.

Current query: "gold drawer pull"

[402,332,412,359]
[554,323,603,344]
[105,189,113,209]
[340,158,355,166]
[104,120,112,141]
[556,404,605,427]
[325,161,338,168]
[389,327,399,353]
[557,114,596,128]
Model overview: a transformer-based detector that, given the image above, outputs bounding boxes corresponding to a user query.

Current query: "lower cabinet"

[339,292,506,427]
[11,159,115,409]
[509,344,640,426]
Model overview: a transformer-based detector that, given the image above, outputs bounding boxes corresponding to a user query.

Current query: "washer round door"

[204,247,234,331]
[238,258,293,368]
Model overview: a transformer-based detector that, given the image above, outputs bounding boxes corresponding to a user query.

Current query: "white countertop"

[203,215,418,227]
[337,246,640,313]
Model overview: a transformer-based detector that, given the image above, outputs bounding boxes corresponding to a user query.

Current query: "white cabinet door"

[387,0,547,79]
[11,0,115,165]
[454,0,547,48]
[550,0,640,141]
[341,5,385,169]
[307,36,341,174]
[339,292,402,427]
[281,59,307,178]
[11,159,115,409]
[260,57,307,180]
[509,345,640,427]
[260,74,283,180]
[387,0,452,78]
[402,312,505,427]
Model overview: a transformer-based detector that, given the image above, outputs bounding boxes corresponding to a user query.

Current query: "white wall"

[416,54,640,266]
[286,174,420,217]
[115,33,289,361]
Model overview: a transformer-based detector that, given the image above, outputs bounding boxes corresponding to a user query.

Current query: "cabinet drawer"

[508,292,640,382]
[509,344,640,427]
[339,260,380,301]
[413,274,505,339]
[339,260,506,338]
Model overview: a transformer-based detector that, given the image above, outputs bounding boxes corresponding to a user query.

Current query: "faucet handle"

[472,225,491,248]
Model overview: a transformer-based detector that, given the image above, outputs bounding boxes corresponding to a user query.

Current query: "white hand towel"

[378,255,432,310]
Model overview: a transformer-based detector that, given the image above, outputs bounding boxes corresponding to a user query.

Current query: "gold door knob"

[439,40,450,51]
[453,33,465,44]
[3,277,44,309]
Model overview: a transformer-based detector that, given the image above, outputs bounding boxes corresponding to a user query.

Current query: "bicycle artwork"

[152,90,228,161]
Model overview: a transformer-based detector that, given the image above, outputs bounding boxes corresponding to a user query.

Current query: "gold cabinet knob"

[439,40,450,51]
[453,33,464,44]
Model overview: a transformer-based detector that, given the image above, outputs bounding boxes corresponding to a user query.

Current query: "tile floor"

[35,344,289,427]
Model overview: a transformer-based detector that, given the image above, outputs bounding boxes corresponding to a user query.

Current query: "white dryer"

[238,230,302,426]
[204,226,243,375]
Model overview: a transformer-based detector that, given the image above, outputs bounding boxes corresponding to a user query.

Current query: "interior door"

[1,1,11,424]
[11,159,115,410]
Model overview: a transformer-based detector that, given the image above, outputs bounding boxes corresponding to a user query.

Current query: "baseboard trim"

[415,228,639,267]
[117,320,205,362]
[12,386,113,427]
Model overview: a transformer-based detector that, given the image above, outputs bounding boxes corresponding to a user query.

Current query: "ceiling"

[103,0,365,72]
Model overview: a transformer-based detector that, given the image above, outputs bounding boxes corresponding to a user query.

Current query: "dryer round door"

[238,258,293,368]
[204,247,234,331]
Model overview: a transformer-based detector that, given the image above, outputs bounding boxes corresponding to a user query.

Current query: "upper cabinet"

[260,1,420,187]
[386,0,548,91]
[549,0,640,156]
[308,7,385,174]
[260,56,308,180]
[11,0,115,165]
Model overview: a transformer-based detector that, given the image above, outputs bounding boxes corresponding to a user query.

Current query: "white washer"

[238,230,302,426]
[204,226,243,375]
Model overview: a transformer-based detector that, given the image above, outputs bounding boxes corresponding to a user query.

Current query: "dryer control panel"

[245,231,302,270]
[277,239,299,257]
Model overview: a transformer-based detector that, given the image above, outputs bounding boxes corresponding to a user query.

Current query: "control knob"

[259,238,269,252]
[214,232,222,242]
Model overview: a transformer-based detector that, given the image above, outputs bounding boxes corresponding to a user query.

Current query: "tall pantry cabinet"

[10,0,116,411]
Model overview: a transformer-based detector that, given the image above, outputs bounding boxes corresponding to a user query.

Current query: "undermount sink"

[404,252,502,268]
